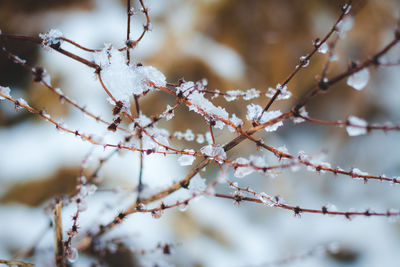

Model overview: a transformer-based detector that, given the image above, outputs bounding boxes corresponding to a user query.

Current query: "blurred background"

[0,0,400,266]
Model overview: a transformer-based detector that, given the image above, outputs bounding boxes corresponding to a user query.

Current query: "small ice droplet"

[151,210,163,219]
[347,68,369,90]
[179,202,189,212]
[299,56,310,67]
[318,42,329,54]
[67,247,79,263]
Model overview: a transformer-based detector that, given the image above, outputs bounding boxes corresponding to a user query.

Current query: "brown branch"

[53,201,65,267]
[0,33,98,69]
[126,0,132,64]
[294,35,400,112]
[259,0,352,118]
[0,259,35,267]
[215,182,400,218]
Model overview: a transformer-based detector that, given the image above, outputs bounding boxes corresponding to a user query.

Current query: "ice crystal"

[176,81,195,97]
[351,168,369,179]
[249,155,266,169]
[261,110,283,132]
[16,98,30,109]
[189,174,207,194]
[299,56,310,67]
[164,105,175,121]
[211,89,220,99]
[276,145,289,155]
[318,42,329,54]
[243,88,260,100]
[246,104,283,132]
[246,104,263,122]
[228,114,243,132]
[346,116,368,136]
[233,157,254,178]
[293,106,308,123]
[224,90,242,102]
[39,29,64,50]
[347,68,369,91]
[258,192,274,207]
[93,47,166,105]
[200,144,226,162]
[265,84,291,100]
[178,149,196,166]
[186,90,229,129]
[0,86,11,100]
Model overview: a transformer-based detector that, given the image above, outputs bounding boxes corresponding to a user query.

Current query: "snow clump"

[93,46,166,106]
[346,116,368,136]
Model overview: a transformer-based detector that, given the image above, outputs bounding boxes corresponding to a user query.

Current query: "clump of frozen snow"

[187,91,229,129]
[178,149,196,166]
[131,113,170,152]
[93,46,166,106]
[346,116,368,136]
[224,90,242,102]
[292,106,309,124]
[228,114,243,132]
[163,105,175,121]
[262,110,283,132]
[189,174,207,194]
[246,104,283,132]
[233,157,254,178]
[41,69,52,85]
[347,68,369,91]
[351,168,369,179]
[39,29,64,50]
[0,86,11,100]
[177,81,229,129]
[265,84,291,100]
[243,88,260,100]
[308,154,332,173]
[200,144,226,163]
[16,98,30,109]
[258,192,274,207]
[223,89,260,101]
